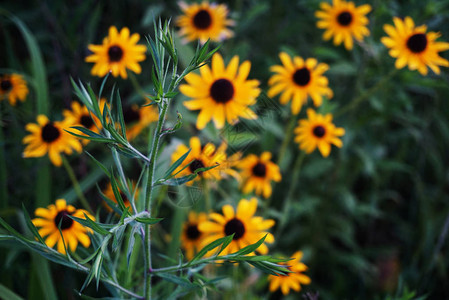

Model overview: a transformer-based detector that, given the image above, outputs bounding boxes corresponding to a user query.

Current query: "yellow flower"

[268,251,311,295]
[32,199,94,254]
[0,73,29,106]
[181,211,208,260]
[268,53,333,115]
[170,136,240,185]
[23,115,83,166]
[62,100,106,145]
[294,109,345,157]
[238,152,281,199]
[176,1,235,44]
[85,26,146,79]
[181,53,260,130]
[199,198,275,256]
[102,181,138,212]
[315,0,371,50]
[123,104,159,140]
[381,16,449,75]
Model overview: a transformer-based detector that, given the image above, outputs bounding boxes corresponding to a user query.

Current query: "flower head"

[268,251,311,295]
[238,152,281,199]
[122,104,159,140]
[294,109,345,157]
[176,1,235,44]
[381,17,449,75]
[315,0,371,50]
[171,136,240,185]
[23,115,83,166]
[63,100,106,145]
[199,198,275,256]
[181,53,260,129]
[102,181,139,212]
[32,199,94,254]
[0,73,29,106]
[85,26,146,79]
[268,53,333,115]
[181,211,208,260]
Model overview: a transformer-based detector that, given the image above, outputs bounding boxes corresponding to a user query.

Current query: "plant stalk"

[144,99,169,300]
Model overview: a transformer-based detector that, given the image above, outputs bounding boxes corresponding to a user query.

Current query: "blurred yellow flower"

[176,1,234,44]
[268,52,333,115]
[268,251,311,295]
[170,136,240,185]
[85,26,146,79]
[181,53,260,130]
[294,109,345,157]
[238,152,281,199]
[181,211,208,260]
[315,0,371,50]
[23,115,82,166]
[199,198,274,256]
[381,16,449,75]
[0,73,28,106]
[32,199,94,254]
[122,104,159,140]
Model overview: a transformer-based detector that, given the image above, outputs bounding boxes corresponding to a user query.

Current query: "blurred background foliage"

[1,0,449,299]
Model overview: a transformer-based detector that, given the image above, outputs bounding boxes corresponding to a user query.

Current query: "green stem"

[111,148,137,213]
[276,114,298,166]
[334,68,399,118]
[144,99,169,300]
[202,178,211,212]
[275,151,306,238]
[61,155,92,214]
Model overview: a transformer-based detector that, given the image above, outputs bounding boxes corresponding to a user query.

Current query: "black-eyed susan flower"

[23,115,83,166]
[294,109,345,157]
[171,136,240,185]
[102,181,139,212]
[268,53,333,115]
[381,17,449,75]
[181,53,260,129]
[237,152,281,199]
[268,251,311,295]
[315,0,371,50]
[199,198,274,256]
[0,73,29,106]
[32,199,94,254]
[85,26,146,79]
[181,211,208,260]
[123,104,159,140]
[176,1,235,44]
[63,100,106,145]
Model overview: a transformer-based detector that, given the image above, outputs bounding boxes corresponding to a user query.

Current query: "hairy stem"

[144,99,169,300]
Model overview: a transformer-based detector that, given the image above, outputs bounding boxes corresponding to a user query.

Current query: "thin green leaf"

[163,149,191,179]
[21,204,45,244]
[134,217,164,225]
[69,214,111,236]
[85,151,111,178]
[189,235,233,265]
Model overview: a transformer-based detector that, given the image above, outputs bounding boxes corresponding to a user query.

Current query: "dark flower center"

[210,79,235,103]
[54,210,73,230]
[189,159,205,175]
[108,45,124,62]
[193,10,212,29]
[292,68,311,86]
[0,79,12,92]
[123,108,140,124]
[252,162,267,178]
[337,11,352,26]
[186,224,201,240]
[41,122,61,143]
[80,114,94,129]
[406,33,428,53]
[224,218,246,240]
[313,125,326,138]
